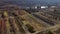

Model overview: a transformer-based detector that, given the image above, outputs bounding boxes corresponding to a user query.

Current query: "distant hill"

[0,0,60,7]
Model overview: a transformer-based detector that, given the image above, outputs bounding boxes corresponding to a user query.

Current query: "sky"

[0,0,60,7]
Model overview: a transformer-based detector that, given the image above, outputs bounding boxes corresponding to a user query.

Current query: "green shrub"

[26,24,35,33]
